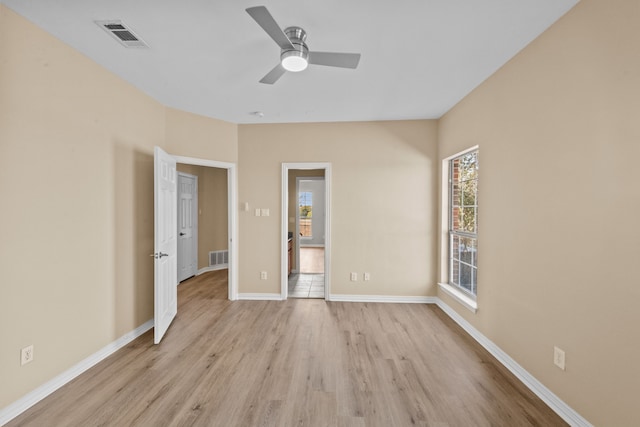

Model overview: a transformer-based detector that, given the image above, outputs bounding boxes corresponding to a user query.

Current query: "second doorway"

[288,172,326,298]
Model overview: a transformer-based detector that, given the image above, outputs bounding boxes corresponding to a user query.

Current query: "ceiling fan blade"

[259,63,287,84]
[308,52,361,69]
[246,6,294,51]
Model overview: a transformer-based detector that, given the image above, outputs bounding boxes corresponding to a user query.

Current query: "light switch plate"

[554,346,566,370]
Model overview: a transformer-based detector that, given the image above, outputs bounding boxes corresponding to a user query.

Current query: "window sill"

[438,283,478,313]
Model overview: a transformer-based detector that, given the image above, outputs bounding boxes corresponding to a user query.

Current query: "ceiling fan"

[246,6,361,84]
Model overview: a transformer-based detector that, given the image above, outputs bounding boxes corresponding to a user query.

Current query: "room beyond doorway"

[288,247,325,299]
[173,155,238,301]
[300,247,324,273]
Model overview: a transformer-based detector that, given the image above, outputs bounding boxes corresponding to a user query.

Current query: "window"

[449,150,478,297]
[299,191,312,238]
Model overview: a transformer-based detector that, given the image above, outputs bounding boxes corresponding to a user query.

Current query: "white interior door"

[154,146,178,344]
[177,172,198,282]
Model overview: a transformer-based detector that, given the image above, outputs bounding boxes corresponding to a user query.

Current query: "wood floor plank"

[7,270,567,426]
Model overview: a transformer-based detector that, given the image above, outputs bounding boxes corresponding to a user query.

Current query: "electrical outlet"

[21,345,34,366]
[261,208,270,217]
[363,272,370,281]
[553,346,565,370]
[260,271,268,280]
[350,272,358,281]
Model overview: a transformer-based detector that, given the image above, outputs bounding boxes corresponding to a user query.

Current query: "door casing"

[281,163,331,300]
[173,155,238,301]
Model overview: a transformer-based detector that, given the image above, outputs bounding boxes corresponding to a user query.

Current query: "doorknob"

[179,232,186,236]
[149,252,169,259]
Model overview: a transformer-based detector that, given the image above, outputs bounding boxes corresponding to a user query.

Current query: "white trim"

[228,164,239,301]
[237,293,283,301]
[172,155,238,301]
[0,319,153,426]
[300,244,325,248]
[197,266,228,275]
[172,156,235,170]
[438,282,478,313]
[282,163,332,301]
[442,145,480,161]
[329,294,437,304]
[435,298,592,427]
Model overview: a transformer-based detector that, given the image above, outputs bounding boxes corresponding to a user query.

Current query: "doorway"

[153,150,237,344]
[289,177,325,298]
[176,164,230,291]
[173,155,238,300]
[281,163,331,300]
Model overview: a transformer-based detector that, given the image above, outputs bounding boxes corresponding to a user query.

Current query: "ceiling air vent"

[95,20,149,48]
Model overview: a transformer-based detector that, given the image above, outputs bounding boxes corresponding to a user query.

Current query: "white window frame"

[298,190,313,239]
[438,146,479,313]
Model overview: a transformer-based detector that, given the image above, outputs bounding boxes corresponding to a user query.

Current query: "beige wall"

[238,121,439,296]
[176,165,228,270]
[0,5,164,407]
[165,108,237,164]
[437,0,640,425]
[0,5,238,410]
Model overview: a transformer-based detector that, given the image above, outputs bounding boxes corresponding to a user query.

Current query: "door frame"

[177,172,198,282]
[173,155,238,300]
[281,163,331,300]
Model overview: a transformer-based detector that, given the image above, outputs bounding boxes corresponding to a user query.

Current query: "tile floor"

[288,273,325,299]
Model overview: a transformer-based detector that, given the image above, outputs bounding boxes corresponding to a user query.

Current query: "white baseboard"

[1,297,591,427]
[237,293,283,301]
[0,319,153,426]
[329,294,437,304]
[197,266,228,275]
[434,299,592,427]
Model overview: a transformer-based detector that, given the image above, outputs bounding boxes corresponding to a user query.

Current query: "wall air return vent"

[95,20,149,48]
[209,250,229,270]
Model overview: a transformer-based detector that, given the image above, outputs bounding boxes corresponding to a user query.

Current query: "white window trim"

[438,283,478,313]
[439,145,479,312]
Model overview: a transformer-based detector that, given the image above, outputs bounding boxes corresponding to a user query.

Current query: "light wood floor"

[300,247,324,274]
[8,271,566,426]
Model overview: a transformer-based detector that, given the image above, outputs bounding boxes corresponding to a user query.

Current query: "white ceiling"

[2,0,578,124]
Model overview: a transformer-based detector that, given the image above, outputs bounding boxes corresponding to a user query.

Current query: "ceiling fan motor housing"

[281,26,309,70]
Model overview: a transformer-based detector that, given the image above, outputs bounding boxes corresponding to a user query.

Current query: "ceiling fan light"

[281,50,308,72]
